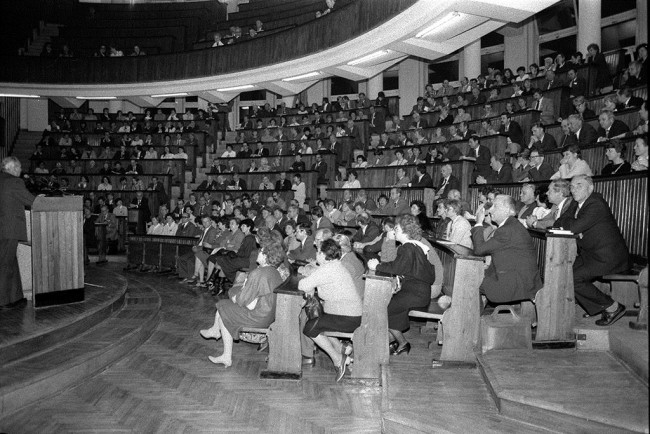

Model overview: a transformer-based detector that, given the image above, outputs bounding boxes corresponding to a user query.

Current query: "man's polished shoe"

[389,341,399,353]
[595,303,626,326]
[301,356,316,366]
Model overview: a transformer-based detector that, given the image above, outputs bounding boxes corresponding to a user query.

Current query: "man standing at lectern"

[0,156,36,309]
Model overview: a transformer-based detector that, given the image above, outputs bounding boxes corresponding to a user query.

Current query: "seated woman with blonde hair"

[200,243,286,367]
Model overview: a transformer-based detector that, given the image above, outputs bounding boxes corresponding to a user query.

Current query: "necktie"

[536,100,540,110]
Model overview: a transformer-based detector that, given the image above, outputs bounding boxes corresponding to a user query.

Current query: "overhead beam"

[261,80,319,97]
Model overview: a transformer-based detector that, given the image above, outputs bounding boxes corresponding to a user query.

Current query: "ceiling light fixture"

[347,50,391,66]
[75,96,117,100]
[151,92,189,98]
[416,12,463,38]
[282,72,321,82]
[0,93,40,98]
[216,85,255,92]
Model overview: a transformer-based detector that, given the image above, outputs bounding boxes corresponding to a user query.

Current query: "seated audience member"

[498,112,524,146]
[373,194,391,215]
[527,149,554,181]
[557,118,576,148]
[410,164,433,188]
[572,95,596,120]
[476,156,513,184]
[568,113,599,147]
[199,243,286,367]
[393,167,410,187]
[562,175,630,326]
[471,195,542,305]
[351,212,382,247]
[442,199,472,248]
[209,219,257,289]
[367,215,438,356]
[528,122,557,152]
[616,87,644,111]
[333,234,365,299]
[531,88,556,125]
[631,137,648,171]
[147,216,164,235]
[409,200,432,233]
[596,110,630,141]
[601,140,632,175]
[511,149,532,182]
[299,239,361,381]
[551,144,593,180]
[337,202,357,226]
[387,187,409,215]
[527,179,574,229]
[463,135,492,182]
[287,223,316,263]
[311,206,333,232]
[342,170,361,189]
[161,214,178,236]
[433,164,460,200]
[631,101,648,135]
[516,183,537,222]
[181,215,219,287]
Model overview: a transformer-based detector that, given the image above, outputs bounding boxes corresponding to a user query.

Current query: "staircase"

[12,130,42,169]
[26,22,61,56]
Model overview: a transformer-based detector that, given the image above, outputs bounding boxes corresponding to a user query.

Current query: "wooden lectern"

[31,196,85,307]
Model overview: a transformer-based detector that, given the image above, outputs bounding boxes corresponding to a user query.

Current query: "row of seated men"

[121,174,634,377]
[47,117,210,136]
[43,130,202,149]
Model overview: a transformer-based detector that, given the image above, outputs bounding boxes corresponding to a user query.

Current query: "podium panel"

[31,196,85,307]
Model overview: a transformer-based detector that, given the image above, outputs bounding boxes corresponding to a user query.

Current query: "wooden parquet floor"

[0,265,590,433]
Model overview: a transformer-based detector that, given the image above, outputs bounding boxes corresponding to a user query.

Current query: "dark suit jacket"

[130,197,151,220]
[597,120,630,139]
[275,179,292,191]
[436,175,461,198]
[175,221,201,237]
[575,123,599,147]
[487,163,513,183]
[568,77,587,97]
[0,172,36,241]
[517,202,536,220]
[536,197,574,229]
[230,179,247,190]
[469,145,492,180]
[411,173,433,188]
[561,192,629,276]
[499,121,524,145]
[351,221,381,244]
[471,216,542,303]
[528,161,554,181]
[533,134,557,152]
[288,235,317,262]
[617,96,644,110]
[312,161,328,184]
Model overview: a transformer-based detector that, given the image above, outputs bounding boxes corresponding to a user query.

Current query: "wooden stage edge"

[0,268,128,365]
[0,268,161,418]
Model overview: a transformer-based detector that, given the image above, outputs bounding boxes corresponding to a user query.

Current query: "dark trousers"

[0,239,24,306]
[573,261,614,316]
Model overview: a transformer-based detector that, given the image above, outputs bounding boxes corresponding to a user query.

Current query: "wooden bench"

[407,241,484,364]
[322,274,394,384]
[126,234,197,271]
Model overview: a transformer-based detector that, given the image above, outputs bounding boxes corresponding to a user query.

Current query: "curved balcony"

[0,0,558,99]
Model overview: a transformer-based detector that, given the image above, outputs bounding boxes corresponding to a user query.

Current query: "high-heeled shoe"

[200,328,221,340]
[390,342,411,356]
[336,354,349,382]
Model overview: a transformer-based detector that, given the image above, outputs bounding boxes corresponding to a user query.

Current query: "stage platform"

[0,266,160,418]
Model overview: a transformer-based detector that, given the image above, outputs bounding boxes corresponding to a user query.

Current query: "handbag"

[303,292,324,320]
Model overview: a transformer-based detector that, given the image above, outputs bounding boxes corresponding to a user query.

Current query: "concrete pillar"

[462,39,482,80]
[397,58,427,118]
[637,0,647,46]
[366,73,383,101]
[502,19,538,72]
[577,0,601,54]
[20,98,48,131]
[306,78,329,107]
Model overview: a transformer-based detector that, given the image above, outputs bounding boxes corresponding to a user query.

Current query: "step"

[0,280,160,418]
[477,349,649,433]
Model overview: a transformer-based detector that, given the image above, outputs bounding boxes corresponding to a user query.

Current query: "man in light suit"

[532,88,556,125]
[562,175,629,326]
[0,157,36,308]
[526,179,574,229]
[472,194,543,304]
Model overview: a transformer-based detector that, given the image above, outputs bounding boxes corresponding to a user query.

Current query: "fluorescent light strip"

[216,85,255,92]
[151,92,189,98]
[0,93,40,98]
[282,72,321,82]
[416,12,463,38]
[347,50,390,66]
[76,96,117,100]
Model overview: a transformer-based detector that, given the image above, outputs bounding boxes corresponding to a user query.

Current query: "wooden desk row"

[29,159,186,183]
[27,173,173,196]
[235,118,370,145]
[48,128,208,146]
[468,172,648,258]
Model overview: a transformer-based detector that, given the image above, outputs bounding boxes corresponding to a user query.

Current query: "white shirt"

[161,222,178,236]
